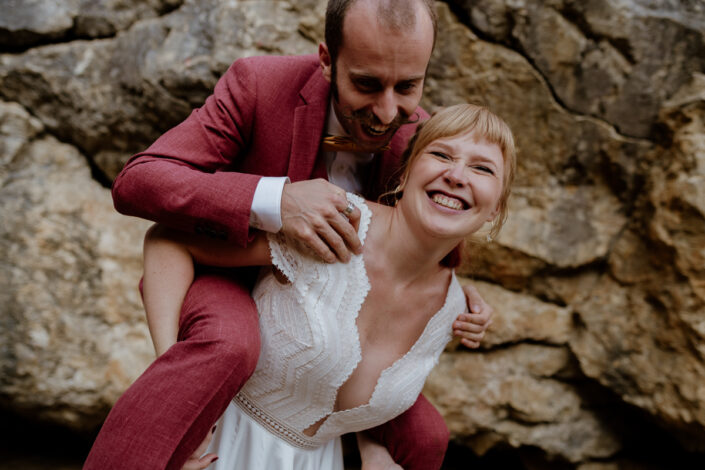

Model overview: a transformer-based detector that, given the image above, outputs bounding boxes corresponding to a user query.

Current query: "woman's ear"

[319,43,332,83]
[398,175,407,192]
[486,202,501,223]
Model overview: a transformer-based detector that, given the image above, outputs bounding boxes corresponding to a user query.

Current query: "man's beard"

[330,66,420,143]
[338,105,419,134]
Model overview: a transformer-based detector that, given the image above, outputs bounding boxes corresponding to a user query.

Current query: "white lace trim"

[233,394,320,449]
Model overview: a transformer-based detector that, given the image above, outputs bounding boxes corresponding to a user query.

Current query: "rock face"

[0,0,183,49]
[0,101,153,429]
[0,0,703,467]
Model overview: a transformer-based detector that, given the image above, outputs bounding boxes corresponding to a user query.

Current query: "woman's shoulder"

[347,193,385,244]
[360,197,391,221]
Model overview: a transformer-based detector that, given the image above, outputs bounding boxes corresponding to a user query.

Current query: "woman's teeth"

[431,193,464,210]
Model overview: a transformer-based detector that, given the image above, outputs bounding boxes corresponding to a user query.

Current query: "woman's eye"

[431,151,450,160]
[474,165,494,175]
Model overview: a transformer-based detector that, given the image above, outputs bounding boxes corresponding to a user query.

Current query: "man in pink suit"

[85,0,493,469]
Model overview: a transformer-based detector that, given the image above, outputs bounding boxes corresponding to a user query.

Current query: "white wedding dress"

[207,194,465,470]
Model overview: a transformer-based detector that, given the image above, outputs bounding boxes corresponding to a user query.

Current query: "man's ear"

[319,43,332,83]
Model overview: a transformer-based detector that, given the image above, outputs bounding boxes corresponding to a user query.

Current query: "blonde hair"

[386,103,516,239]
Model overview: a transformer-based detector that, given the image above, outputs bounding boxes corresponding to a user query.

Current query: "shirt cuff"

[250,176,290,233]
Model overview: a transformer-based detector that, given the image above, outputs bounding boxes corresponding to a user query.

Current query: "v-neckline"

[307,196,459,437]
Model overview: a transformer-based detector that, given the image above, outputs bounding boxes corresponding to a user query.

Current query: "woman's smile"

[428,191,469,211]
[400,130,505,241]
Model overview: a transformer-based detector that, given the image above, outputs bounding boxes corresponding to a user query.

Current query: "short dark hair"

[324,0,438,66]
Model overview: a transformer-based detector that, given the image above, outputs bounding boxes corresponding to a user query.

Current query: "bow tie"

[321,135,390,153]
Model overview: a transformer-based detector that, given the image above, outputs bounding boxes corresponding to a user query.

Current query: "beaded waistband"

[233,393,322,449]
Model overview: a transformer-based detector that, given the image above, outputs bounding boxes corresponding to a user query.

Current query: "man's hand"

[280,179,362,263]
[181,425,218,470]
[357,432,404,470]
[453,284,493,348]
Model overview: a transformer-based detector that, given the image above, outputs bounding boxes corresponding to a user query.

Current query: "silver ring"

[342,201,354,217]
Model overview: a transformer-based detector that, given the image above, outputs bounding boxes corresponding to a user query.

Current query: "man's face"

[319,1,435,152]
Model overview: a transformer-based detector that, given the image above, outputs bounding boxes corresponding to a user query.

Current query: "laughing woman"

[141,103,516,470]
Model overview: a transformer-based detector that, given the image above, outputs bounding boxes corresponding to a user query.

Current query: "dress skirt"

[206,401,344,470]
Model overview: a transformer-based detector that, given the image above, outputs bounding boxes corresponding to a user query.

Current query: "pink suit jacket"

[112,54,428,243]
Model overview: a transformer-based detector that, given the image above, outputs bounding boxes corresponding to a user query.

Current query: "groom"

[85,0,493,469]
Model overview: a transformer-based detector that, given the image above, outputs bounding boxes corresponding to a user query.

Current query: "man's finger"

[333,198,362,253]
[328,212,361,256]
[454,329,484,342]
[453,319,485,334]
[303,234,338,263]
[316,221,352,262]
[462,284,486,313]
[292,225,336,263]
[469,307,493,325]
[457,311,492,326]
[461,338,481,349]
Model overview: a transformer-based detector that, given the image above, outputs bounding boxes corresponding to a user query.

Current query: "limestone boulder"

[568,77,705,451]
[427,5,649,288]
[0,0,326,180]
[0,100,153,431]
[426,282,620,462]
[451,0,705,138]
[0,0,183,48]
[448,281,573,349]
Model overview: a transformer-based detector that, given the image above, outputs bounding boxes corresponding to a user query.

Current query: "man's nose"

[372,88,398,126]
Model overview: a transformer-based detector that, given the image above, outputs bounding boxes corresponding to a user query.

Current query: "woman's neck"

[365,202,459,284]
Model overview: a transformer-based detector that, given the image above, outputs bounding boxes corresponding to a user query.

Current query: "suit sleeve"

[111,59,262,247]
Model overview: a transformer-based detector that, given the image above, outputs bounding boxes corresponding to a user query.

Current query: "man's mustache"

[340,107,420,130]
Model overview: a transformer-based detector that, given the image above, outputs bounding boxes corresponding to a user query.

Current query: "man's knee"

[406,409,449,457]
[421,417,450,457]
[381,395,449,468]
[211,335,260,378]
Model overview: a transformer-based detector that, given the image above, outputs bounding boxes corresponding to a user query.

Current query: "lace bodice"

[234,193,466,448]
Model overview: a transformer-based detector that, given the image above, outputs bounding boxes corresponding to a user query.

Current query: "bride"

[141,103,516,469]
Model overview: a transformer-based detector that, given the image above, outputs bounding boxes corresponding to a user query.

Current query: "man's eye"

[355,80,380,91]
[396,82,416,94]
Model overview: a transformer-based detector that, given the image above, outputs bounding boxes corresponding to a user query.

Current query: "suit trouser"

[84,268,449,470]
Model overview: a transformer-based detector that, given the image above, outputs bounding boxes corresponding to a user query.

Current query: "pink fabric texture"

[85,269,261,470]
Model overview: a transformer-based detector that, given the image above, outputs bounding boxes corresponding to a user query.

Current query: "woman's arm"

[142,223,271,356]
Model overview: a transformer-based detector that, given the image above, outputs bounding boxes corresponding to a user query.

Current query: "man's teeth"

[432,193,464,210]
[366,124,388,136]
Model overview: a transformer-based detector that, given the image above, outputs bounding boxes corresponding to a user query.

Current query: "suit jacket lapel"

[288,70,330,182]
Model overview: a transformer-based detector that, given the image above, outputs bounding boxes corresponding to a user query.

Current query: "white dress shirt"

[249,103,373,232]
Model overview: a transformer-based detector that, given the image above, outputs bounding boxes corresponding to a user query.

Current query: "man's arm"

[113,56,363,261]
[112,58,266,247]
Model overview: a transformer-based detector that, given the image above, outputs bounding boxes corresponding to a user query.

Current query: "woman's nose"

[444,162,467,186]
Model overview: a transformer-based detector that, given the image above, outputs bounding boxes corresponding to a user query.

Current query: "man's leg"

[84,268,260,470]
[366,394,450,470]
